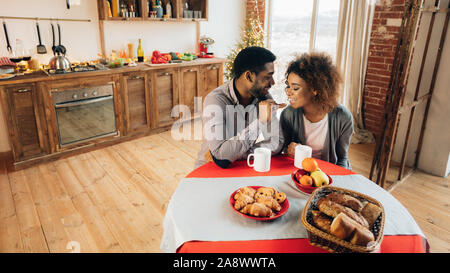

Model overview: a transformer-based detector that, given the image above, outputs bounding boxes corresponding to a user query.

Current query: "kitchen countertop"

[0,57,227,86]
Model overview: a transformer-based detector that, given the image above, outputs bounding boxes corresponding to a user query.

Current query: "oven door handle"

[55,95,113,109]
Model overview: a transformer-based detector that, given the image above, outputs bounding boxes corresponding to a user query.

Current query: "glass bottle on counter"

[166,1,172,18]
[137,39,144,62]
[156,0,163,18]
[148,0,152,16]
[120,3,128,17]
[111,0,120,17]
[129,3,136,18]
[106,1,112,17]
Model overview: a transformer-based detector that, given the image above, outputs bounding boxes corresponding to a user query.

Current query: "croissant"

[239,187,256,197]
[234,193,254,210]
[255,196,282,212]
[240,203,274,217]
[234,191,247,201]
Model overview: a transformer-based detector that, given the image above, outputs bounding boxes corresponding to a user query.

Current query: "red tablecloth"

[178,156,428,253]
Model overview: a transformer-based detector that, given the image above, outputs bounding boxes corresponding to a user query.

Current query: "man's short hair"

[233,46,276,79]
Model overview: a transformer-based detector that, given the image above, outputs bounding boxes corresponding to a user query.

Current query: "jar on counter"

[29,58,40,71]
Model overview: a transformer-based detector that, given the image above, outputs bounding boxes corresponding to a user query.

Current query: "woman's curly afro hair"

[285,52,341,112]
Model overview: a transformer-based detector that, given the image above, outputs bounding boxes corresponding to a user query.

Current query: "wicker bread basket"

[301,186,385,253]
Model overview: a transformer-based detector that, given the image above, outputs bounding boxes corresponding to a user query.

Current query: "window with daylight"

[267,0,340,103]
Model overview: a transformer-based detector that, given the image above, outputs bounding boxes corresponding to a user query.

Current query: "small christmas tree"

[224,4,266,81]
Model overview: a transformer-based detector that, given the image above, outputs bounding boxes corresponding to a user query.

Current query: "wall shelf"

[98,0,208,21]
[97,0,208,58]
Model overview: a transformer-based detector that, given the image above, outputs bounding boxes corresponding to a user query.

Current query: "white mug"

[247,148,271,172]
[294,145,312,169]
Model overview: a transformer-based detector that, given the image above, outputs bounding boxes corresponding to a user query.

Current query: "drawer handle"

[208,66,218,70]
[188,69,195,73]
[131,76,144,80]
[16,88,31,93]
[160,72,170,76]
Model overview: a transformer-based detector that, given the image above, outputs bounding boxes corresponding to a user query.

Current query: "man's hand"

[287,142,299,158]
[205,150,213,163]
[258,99,287,123]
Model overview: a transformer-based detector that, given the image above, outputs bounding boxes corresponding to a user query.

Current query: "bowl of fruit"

[108,58,125,68]
[291,158,333,194]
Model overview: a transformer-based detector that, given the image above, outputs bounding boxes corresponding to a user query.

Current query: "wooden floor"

[0,124,449,253]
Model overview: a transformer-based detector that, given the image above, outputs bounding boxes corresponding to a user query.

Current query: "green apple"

[310,170,329,187]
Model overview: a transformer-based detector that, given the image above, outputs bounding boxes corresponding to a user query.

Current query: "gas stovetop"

[43,64,109,76]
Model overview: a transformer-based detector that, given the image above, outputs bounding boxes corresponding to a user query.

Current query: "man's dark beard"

[249,85,267,102]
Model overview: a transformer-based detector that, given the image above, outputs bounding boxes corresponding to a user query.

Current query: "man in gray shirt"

[195,47,284,169]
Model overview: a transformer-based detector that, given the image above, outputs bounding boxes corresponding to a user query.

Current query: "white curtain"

[335,0,376,144]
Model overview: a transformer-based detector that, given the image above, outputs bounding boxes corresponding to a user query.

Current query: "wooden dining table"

[161,155,429,253]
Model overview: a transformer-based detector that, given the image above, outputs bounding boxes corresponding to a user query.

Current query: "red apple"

[295,169,308,183]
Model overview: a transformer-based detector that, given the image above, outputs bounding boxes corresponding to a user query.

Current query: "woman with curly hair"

[280,52,354,169]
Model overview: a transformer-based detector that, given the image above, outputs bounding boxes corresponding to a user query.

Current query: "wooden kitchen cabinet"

[122,72,151,135]
[203,63,223,98]
[150,68,179,129]
[180,66,202,119]
[0,83,48,161]
[0,59,224,169]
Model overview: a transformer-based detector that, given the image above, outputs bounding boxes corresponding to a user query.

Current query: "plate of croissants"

[230,186,289,221]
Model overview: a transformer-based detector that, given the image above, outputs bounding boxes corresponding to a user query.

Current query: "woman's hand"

[287,142,299,158]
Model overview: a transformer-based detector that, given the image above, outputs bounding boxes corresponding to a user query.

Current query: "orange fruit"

[302,158,319,173]
[299,175,313,187]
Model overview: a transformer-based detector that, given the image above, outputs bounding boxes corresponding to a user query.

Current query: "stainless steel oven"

[52,83,118,146]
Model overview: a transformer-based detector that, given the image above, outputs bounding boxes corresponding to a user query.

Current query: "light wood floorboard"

[0,122,448,252]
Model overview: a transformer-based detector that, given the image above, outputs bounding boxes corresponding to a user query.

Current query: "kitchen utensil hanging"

[36,20,47,54]
[57,21,66,55]
[2,21,12,54]
[51,22,57,55]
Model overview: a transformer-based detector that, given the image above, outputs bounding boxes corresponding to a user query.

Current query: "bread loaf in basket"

[301,186,385,253]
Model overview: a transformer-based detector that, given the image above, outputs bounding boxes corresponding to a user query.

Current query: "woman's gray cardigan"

[280,105,354,170]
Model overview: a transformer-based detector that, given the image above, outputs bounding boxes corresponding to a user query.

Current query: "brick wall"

[246,0,265,27]
[363,0,406,138]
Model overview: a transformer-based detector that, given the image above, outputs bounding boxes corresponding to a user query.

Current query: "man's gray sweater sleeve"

[202,95,260,167]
